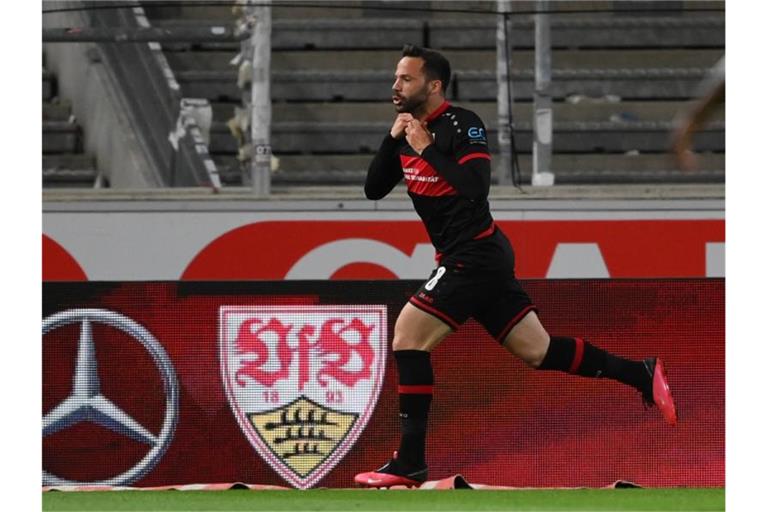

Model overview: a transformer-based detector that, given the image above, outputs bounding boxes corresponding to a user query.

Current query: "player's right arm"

[364,115,411,200]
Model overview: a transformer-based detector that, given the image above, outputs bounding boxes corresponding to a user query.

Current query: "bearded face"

[393,82,431,114]
[392,57,438,116]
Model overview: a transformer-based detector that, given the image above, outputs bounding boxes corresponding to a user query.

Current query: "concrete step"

[43,153,96,172]
[43,148,99,188]
[140,2,237,21]
[153,14,722,52]
[276,16,723,51]
[165,48,724,72]
[168,47,722,102]
[271,153,725,174]
[430,16,723,50]
[213,152,724,186]
[139,0,484,22]
[208,119,724,154]
[42,169,98,188]
[142,0,494,21]
[141,1,723,22]
[43,100,73,122]
[210,100,724,124]
[177,68,714,102]
[42,122,81,154]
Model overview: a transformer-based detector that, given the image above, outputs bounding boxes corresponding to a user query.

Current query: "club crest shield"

[219,305,387,488]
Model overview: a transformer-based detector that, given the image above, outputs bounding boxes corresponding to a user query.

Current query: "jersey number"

[425,266,446,291]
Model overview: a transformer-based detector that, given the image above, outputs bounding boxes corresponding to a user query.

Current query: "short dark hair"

[402,44,451,93]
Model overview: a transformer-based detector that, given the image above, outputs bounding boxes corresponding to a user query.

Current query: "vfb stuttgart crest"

[220,305,387,489]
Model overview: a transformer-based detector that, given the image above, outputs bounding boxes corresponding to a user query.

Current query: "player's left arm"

[413,112,491,200]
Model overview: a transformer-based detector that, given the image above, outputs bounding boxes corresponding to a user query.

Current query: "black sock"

[538,336,648,391]
[394,350,433,468]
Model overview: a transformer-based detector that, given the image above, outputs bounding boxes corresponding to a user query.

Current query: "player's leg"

[496,308,549,367]
[354,304,452,487]
[501,310,677,425]
[474,267,677,425]
[391,302,452,469]
[355,264,469,488]
[392,301,454,352]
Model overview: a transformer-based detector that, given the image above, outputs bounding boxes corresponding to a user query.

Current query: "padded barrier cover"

[42,280,723,488]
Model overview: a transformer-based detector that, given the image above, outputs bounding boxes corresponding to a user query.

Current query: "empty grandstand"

[42,0,725,190]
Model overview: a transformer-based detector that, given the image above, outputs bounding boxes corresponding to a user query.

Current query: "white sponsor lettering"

[402,167,439,183]
[286,239,435,279]
[404,174,440,183]
[546,243,610,278]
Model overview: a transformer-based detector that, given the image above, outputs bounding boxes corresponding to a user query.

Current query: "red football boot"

[354,452,428,488]
[642,357,678,426]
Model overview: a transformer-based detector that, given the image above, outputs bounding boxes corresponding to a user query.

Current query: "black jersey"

[365,101,495,257]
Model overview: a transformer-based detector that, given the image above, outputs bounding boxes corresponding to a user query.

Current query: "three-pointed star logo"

[43,320,158,445]
[42,309,179,487]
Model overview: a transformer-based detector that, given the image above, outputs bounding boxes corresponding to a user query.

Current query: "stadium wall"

[42,198,724,488]
[43,279,724,489]
[42,199,724,281]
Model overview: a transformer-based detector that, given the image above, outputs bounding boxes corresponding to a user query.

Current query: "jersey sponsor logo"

[467,127,486,140]
[400,155,457,197]
[403,167,439,183]
[404,175,440,183]
[220,305,388,489]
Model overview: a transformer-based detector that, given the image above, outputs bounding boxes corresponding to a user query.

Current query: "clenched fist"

[390,113,415,139]
[405,119,434,155]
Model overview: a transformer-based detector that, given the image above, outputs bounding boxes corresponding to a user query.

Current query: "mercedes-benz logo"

[42,309,179,486]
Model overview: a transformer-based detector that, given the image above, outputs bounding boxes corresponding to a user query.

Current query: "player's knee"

[525,342,549,369]
[507,333,549,368]
[392,334,421,351]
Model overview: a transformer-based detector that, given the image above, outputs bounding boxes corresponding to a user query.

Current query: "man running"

[354,44,676,489]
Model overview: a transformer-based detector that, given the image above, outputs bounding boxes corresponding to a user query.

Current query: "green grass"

[43,488,724,511]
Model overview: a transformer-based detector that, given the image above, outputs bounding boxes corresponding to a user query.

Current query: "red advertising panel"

[43,280,723,489]
[183,220,725,280]
[42,235,87,281]
[42,218,725,281]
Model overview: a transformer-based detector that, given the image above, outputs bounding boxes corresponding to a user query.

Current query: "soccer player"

[354,45,677,489]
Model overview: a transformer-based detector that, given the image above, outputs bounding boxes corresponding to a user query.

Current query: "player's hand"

[670,129,697,172]
[405,119,434,154]
[390,113,414,139]
[674,148,698,172]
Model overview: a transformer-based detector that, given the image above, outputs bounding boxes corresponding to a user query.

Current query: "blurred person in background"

[671,57,725,171]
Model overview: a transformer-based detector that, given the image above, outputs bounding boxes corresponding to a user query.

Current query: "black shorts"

[408,228,537,343]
